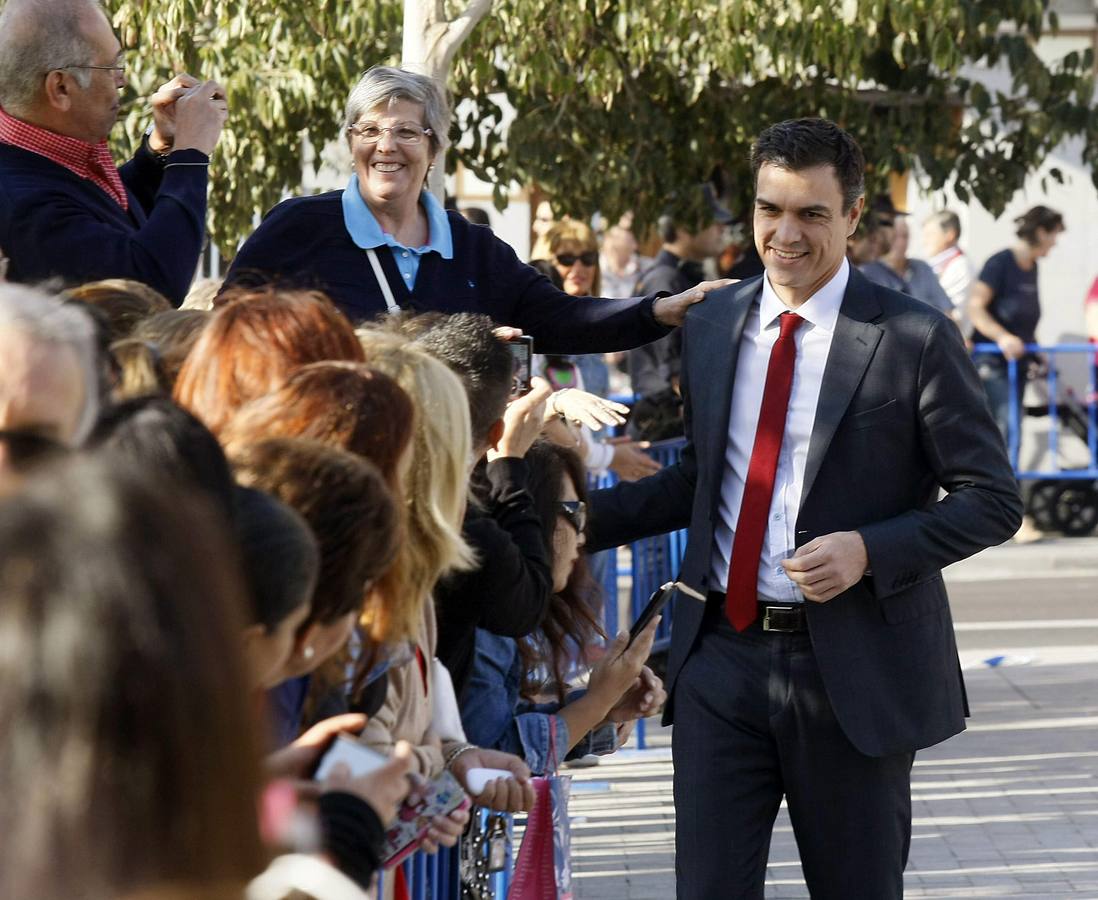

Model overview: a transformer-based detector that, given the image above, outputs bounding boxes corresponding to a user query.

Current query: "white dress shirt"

[709,259,849,600]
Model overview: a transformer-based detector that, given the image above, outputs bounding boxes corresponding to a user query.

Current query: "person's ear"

[487,418,506,451]
[847,196,865,237]
[42,71,74,112]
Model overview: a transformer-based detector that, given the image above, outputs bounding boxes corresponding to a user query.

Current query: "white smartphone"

[314,733,388,781]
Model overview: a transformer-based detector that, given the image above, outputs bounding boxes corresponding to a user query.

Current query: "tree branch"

[445,0,493,54]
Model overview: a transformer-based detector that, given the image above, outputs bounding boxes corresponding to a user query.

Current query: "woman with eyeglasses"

[223,67,719,352]
[459,440,666,775]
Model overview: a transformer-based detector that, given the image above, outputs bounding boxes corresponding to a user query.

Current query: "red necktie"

[726,312,805,631]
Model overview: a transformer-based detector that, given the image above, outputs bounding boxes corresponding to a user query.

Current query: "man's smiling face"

[753,162,863,306]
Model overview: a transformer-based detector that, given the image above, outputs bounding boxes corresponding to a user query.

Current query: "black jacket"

[435,457,552,699]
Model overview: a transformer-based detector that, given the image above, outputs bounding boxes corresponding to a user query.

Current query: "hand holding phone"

[507,335,534,398]
[627,581,704,647]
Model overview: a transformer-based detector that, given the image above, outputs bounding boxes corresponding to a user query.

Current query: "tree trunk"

[401,0,493,203]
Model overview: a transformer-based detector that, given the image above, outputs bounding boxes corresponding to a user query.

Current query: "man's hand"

[487,376,551,461]
[652,279,734,326]
[610,439,661,481]
[449,747,536,812]
[147,73,199,152]
[172,80,229,156]
[781,531,869,603]
[996,333,1026,362]
[606,666,666,723]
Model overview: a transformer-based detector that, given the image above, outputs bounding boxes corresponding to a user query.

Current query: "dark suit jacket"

[588,269,1023,757]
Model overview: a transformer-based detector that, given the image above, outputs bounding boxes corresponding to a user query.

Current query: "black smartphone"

[507,335,534,398]
[626,581,705,647]
[627,582,676,647]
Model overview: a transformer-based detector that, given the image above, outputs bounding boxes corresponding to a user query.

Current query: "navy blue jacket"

[0,139,210,305]
[224,191,672,354]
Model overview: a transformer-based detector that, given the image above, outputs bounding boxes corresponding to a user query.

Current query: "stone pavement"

[568,539,1098,899]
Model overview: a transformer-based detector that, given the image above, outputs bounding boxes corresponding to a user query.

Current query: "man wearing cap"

[0,0,228,305]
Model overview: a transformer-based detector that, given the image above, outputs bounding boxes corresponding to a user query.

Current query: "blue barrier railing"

[971,342,1098,479]
[377,808,513,899]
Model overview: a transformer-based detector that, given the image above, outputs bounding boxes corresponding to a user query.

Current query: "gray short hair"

[344,66,450,157]
[0,0,102,114]
[925,209,962,240]
[0,283,101,444]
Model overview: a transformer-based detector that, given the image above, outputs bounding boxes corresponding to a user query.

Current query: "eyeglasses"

[347,123,434,145]
[557,500,587,534]
[52,53,127,75]
[555,251,598,268]
[0,429,65,469]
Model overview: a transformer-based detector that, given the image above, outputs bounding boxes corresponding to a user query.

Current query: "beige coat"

[359,601,444,778]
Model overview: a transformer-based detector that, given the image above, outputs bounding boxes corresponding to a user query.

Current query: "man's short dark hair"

[414,313,513,448]
[750,118,866,213]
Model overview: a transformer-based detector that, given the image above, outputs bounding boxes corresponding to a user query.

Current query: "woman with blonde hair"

[352,331,476,776]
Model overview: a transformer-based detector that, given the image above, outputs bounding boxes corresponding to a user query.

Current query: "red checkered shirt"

[0,105,128,210]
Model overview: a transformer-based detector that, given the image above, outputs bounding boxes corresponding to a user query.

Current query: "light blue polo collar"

[341,174,453,259]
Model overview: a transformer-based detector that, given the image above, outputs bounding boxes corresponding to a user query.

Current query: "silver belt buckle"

[762,605,796,633]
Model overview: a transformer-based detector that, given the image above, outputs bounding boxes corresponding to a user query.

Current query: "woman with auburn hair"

[0,456,267,900]
[222,362,413,496]
[173,286,364,436]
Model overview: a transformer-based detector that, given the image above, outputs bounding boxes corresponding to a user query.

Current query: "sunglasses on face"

[557,500,587,534]
[0,429,66,469]
[555,251,598,268]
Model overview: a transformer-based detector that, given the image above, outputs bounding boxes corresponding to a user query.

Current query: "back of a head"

[221,361,414,491]
[0,282,101,446]
[233,486,319,633]
[356,332,476,638]
[88,395,236,519]
[66,279,172,342]
[413,312,512,449]
[750,117,866,213]
[131,309,209,389]
[0,454,265,899]
[230,438,399,630]
[173,286,365,436]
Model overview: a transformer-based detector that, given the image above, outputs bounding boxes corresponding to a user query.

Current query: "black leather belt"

[707,592,808,633]
[758,602,807,633]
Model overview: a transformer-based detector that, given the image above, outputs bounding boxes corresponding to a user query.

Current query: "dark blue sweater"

[224,191,672,354]
[0,139,210,305]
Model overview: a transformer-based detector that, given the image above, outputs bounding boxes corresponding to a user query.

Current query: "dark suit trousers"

[672,602,914,899]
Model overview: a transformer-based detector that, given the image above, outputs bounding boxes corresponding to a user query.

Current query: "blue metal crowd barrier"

[376,808,513,899]
[971,342,1098,480]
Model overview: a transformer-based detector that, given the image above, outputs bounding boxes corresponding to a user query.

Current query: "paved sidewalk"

[569,542,1098,898]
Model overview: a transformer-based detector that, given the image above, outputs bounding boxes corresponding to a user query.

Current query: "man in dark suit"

[588,119,1022,899]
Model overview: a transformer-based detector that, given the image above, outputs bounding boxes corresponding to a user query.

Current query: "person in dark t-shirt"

[969,205,1064,542]
[970,205,1064,441]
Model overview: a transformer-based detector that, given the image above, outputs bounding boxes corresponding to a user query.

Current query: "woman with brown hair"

[230,438,401,745]
[460,440,666,775]
[174,286,364,436]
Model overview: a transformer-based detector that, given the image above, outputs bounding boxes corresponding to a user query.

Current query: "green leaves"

[105,0,1098,255]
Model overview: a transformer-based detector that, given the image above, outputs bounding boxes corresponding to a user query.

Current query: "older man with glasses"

[0,0,228,304]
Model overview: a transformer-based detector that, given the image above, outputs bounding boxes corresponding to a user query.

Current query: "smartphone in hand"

[507,335,534,398]
[627,581,704,648]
